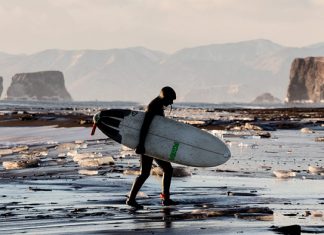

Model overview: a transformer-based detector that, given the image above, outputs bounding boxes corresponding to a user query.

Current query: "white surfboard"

[92,109,231,167]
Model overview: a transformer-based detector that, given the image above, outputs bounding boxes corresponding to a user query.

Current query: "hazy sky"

[1,0,324,54]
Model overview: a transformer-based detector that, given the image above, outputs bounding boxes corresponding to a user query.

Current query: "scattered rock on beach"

[304,211,312,217]
[227,191,258,196]
[19,114,37,121]
[272,224,301,235]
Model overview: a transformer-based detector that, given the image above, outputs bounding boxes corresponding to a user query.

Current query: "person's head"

[159,86,176,106]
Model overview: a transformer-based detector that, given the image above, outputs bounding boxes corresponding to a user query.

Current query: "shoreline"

[0,107,323,129]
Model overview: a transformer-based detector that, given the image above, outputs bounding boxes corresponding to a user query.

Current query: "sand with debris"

[0,107,324,234]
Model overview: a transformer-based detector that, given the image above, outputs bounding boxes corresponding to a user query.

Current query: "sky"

[1,0,324,54]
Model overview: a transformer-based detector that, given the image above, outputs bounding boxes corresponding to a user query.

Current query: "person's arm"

[135,111,155,154]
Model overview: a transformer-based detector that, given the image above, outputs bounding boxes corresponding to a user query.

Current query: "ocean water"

[1,100,324,112]
[0,100,139,111]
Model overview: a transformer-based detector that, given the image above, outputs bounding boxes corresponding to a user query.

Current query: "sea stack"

[6,71,72,101]
[0,76,3,98]
[252,93,281,104]
[286,57,324,103]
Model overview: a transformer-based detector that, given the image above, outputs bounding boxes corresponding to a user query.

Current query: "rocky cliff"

[0,76,3,98]
[2,40,324,102]
[6,71,72,101]
[287,57,324,103]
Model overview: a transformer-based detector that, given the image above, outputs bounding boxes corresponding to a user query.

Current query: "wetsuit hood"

[159,86,176,100]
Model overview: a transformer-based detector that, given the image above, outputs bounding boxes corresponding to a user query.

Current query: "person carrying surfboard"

[126,86,178,209]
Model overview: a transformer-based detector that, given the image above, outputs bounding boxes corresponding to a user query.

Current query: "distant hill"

[1,39,324,103]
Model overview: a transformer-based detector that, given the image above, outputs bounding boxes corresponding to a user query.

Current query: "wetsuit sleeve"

[137,111,154,147]
[137,98,162,147]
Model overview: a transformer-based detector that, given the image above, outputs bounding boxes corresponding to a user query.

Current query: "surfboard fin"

[91,124,97,136]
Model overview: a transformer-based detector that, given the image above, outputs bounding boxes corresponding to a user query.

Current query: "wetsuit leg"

[155,159,173,196]
[128,154,153,201]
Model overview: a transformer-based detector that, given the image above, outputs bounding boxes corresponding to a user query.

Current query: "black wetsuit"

[128,96,173,201]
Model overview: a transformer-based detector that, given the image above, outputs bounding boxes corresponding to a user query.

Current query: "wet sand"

[0,107,324,234]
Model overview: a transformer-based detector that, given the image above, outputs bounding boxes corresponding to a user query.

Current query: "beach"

[0,102,324,235]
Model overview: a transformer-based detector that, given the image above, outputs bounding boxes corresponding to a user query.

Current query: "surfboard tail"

[91,110,132,143]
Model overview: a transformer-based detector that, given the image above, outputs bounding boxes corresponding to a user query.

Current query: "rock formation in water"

[6,71,72,101]
[0,76,3,98]
[252,93,281,103]
[286,57,324,103]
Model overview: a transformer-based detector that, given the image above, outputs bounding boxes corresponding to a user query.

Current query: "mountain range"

[1,39,324,103]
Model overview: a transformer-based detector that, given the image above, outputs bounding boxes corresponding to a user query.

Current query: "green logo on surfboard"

[169,142,180,161]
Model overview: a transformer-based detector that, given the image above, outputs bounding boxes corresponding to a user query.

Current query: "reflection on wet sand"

[0,106,324,234]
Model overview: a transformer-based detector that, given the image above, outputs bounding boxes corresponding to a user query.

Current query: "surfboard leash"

[91,123,97,135]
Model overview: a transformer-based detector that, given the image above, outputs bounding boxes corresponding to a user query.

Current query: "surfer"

[126,86,178,209]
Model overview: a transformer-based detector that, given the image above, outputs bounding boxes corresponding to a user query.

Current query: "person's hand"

[135,144,145,154]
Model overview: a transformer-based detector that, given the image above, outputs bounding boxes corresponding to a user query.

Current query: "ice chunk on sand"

[151,166,192,177]
[78,169,98,175]
[311,211,323,217]
[3,158,40,170]
[308,166,324,174]
[57,143,78,152]
[71,152,95,162]
[300,127,315,133]
[96,156,114,165]
[0,145,28,156]
[75,140,85,144]
[0,149,13,156]
[74,154,115,167]
[273,170,296,178]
